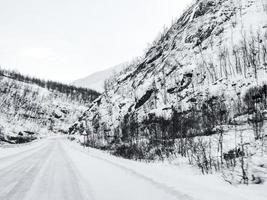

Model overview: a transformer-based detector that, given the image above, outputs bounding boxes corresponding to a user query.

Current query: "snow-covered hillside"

[0,70,99,144]
[72,63,127,93]
[70,0,267,184]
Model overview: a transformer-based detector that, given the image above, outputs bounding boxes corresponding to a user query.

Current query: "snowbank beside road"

[66,139,267,200]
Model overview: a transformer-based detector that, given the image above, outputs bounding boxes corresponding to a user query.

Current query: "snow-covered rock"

[72,0,267,140]
[70,0,267,183]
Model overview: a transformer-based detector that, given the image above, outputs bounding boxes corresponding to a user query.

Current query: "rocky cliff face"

[70,0,267,159]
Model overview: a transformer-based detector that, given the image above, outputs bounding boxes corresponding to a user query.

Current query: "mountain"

[70,0,267,184]
[72,63,127,93]
[0,69,100,144]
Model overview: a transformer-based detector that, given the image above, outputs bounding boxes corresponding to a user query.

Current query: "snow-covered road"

[0,137,188,200]
[0,137,266,200]
[0,138,87,200]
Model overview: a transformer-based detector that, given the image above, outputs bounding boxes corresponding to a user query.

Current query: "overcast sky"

[0,0,193,83]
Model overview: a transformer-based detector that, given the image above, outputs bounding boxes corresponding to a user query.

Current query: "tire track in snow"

[0,141,50,171]
[24,139,92,200]
[60,142,95,200]
[0,141,54,200]
[0,139,48,165]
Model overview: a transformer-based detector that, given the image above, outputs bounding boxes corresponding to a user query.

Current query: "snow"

[1,0,267,199]
[0,136,266,200]
[76,0,267,143]
[72,63,127,93]
[0,75,87,142]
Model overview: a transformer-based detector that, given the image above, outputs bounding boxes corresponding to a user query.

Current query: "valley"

[0,0,267,199]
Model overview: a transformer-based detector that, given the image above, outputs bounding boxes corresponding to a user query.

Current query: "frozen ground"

[0,136,266,200]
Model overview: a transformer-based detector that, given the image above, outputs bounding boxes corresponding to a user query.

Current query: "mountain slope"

[70,0,267,183]
[0,69,100,144]
[72,63,127,92]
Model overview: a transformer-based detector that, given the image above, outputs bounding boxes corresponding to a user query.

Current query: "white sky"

[0,0,193,83]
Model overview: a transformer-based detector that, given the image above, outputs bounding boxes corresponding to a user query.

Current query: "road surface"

[0,137,191,200]
[0,137,266,200]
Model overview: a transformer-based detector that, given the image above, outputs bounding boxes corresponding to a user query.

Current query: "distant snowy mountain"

[72,63,127,92]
